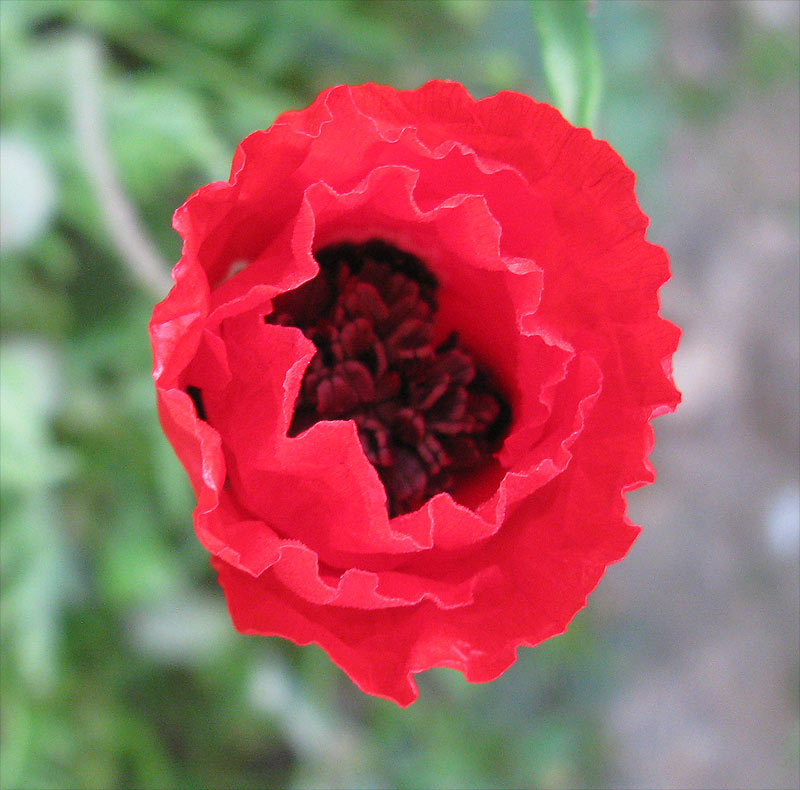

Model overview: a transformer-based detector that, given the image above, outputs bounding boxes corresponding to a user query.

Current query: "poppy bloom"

[150,81,680,705]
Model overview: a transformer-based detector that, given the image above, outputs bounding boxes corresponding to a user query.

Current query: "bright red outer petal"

[150,80,680,705]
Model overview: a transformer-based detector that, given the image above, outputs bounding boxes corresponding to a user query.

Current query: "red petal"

[151,80,680,704]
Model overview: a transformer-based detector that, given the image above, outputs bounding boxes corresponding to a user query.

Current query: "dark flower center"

[269,240,510,517]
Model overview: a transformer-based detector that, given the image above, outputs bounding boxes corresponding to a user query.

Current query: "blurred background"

[1,1,798,788]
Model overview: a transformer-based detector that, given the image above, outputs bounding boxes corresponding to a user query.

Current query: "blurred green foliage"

[531,0,602,128]
[2,1,797,788]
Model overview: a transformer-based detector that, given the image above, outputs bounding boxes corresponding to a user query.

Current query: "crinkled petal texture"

[150,81,680,706]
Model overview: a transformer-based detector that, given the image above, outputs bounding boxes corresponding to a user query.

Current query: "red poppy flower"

[150,81,680,706]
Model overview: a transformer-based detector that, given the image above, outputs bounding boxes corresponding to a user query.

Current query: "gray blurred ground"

[598,2,800,788]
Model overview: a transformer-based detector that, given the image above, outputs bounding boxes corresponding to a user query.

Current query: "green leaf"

[0,340,78,693]
[530,0,603,128]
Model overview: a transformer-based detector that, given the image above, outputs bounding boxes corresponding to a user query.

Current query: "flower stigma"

[269,240,511,517]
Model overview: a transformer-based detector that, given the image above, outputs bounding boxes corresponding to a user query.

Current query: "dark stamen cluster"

[269,240,510,517]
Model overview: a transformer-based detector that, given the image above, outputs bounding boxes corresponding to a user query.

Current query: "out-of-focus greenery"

[531,0,602,128]
[2,2,797,789]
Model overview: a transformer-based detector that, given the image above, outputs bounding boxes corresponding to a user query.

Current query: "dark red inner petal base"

[268,240,511,517]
